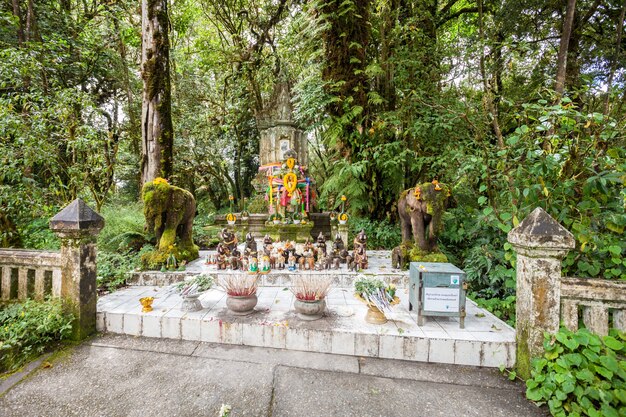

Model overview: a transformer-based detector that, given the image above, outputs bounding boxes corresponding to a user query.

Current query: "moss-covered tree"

[317,0,371,159]
[141,0,174,184]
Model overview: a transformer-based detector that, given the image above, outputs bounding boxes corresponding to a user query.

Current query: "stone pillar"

[507,207,575,379]
[50,199,104,340]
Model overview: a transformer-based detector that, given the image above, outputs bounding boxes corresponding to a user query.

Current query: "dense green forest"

[1,0,624,315]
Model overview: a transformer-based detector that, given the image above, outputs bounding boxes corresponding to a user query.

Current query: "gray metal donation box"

[409,262,467,328]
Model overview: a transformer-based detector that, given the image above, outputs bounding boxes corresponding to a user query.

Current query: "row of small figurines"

[208,230,369,273]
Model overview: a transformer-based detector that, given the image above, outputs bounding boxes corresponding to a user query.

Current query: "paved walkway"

[0,334,546,416]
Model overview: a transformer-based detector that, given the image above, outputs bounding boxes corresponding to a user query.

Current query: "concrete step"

[97,286,515,368]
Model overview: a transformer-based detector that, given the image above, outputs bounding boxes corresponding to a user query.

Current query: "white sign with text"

[423,288,459,312]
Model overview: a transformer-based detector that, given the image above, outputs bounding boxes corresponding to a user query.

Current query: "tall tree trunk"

[115,18,140,154]
[141,0,173,185]
[478,0,504,149]
[11,0,24,46]
[566,0,602,94]
[604,0,626,114]
[415,0,440,94]
[555,0,577,97]
[565,14,581,93]
[379,0,398,111]
[319,0,371,159]
[25,0,34,42]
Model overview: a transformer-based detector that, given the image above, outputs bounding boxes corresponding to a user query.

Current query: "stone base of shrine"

[129,250,408,288]
[97,286,515,368]
[214,212,332,240]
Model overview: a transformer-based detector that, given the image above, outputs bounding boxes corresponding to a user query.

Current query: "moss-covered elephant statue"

[141,178,199,268]
[393,181,449,269]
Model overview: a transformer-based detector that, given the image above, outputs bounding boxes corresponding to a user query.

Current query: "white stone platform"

[129,250,407,288]
[97,285,515,368]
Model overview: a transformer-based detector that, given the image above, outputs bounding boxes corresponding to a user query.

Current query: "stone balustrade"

[0,249,62,301]
[0,199,104,340]
[508,207,626,378]
[560,277,626,336]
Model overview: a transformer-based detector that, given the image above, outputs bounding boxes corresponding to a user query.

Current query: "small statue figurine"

[259,254,271,274]
[350,245,368,271]
[287,252,297,271]
[230,247,242,270]
[333,234,348,264]
[275,248,286,270]
[165,252,177,270]
[304,248,316,270]
[303,238,315,257]
[316,251,331,270]
[219,228,238,252]
[284,241,297,266]
[269,251,277,270]
[298,238,314,270]
[244,232,258,258]
[263,234,274,256]
[248,257,259,274]
[216,241,229,270]
[391,246,404,270]
[351,229,368,270]
[315,232,327,258]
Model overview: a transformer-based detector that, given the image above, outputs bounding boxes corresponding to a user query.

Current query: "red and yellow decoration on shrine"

[338,195,349,224]
[259,150,315,219]
[283,172,298,197]
[226,195,236,224]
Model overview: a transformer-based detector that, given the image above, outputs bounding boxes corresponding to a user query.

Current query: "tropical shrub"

[526,327,626,417]
[96,246,154,292]
[0,299,74,372]
[98,203,148,253]
[439,100,625,324]
[19,218,60,251]
[349,217,401,250]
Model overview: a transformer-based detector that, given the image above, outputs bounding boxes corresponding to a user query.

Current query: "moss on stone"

[415,182,449,236]
[141,180,198,269]
[395,241,448,269]
[399,189,409,202]
[262,223,314,243]
[515,324,532,380]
